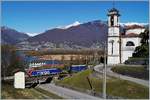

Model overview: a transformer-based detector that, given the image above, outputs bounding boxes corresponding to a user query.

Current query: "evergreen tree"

[139,29,149,45]
[133,29,149,58]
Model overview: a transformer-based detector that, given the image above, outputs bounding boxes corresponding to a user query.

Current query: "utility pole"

[103,42,107,99]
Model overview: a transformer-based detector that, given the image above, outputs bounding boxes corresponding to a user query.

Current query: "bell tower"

[107,8,121,65]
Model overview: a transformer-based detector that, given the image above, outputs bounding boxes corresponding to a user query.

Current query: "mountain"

[27,20,108,47]
[15,20,148,50]
[57,21,81,29]
[1,26,30,45]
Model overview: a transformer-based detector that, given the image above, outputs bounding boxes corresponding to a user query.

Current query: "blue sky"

[2,1,149,35]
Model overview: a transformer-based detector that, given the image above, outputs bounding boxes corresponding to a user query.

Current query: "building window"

[109,40,114,54]
[110,16,114,26]
[126,41,135,46]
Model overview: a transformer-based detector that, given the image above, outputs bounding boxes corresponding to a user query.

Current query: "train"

[69,65,88,72]
[27,68,62,77]
[27,65,88,77]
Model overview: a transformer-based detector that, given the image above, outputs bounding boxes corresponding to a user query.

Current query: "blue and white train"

[27,68,62,76]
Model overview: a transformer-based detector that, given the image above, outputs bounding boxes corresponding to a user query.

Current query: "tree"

[8,50,24,74]
[1,45,13,77]
[1,45,24,77]
[139,29,149,45]
[132,29,149,58]
[133,45,149,57]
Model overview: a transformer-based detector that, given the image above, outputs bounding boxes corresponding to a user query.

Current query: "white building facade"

[107,8,145,65]
[107,8,121,64]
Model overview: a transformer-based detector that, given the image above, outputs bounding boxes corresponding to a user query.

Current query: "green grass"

[56,70,100,92]
[111,66,149,80]
[106,78,149,99]
[55,69,149,99]
[1,81,62,99]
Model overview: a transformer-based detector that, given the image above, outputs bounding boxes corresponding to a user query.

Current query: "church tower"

[107,8,121,65]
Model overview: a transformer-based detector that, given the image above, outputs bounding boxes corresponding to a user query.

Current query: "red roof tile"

[121,33,139,37]
[125,25,144,30]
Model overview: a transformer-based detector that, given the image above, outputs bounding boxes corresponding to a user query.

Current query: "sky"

[1,1,149,36]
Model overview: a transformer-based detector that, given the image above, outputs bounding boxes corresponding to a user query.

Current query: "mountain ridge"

[27,20,108,47]
[1,20,148,50]
[1,26,30,45]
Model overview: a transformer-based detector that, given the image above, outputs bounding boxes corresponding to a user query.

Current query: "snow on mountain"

[26,32,39,37]
[27,20,108,48]
[57,21,81,29]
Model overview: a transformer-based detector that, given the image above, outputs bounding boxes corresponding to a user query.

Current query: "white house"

[107,8,145,65]
[14,71,25,89]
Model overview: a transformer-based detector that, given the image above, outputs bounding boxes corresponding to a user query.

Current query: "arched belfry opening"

[110,16,114,26]
[107,8,120,27]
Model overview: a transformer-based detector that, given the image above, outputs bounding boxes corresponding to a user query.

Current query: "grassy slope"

[56,70,149,99]
[111,66,149,80]
[2,82,62,99]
